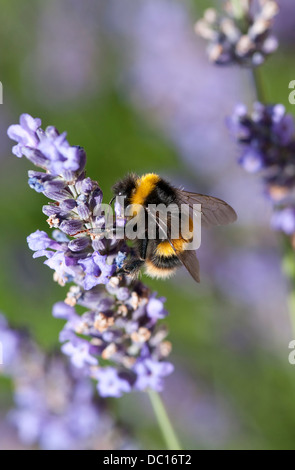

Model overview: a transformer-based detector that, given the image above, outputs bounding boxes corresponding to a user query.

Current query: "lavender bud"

[52,229,69,242]
[81,177,93,194]
[77,203,91,220]
[60,219,84,235]
[60,199,77,211]
[28,177,45,193]
[68,237,90,252]
[77,194,87,204]
[43,180,66,192]
[89,188,103,211]
[43,188,73,202]
[42,204,64,217]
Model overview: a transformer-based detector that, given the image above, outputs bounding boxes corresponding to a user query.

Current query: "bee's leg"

[99,239,125,256]
[139,237,149,261]
[117,258,145,278]
[117,237,149,278]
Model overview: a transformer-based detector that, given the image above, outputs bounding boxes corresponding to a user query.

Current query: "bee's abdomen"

[145,255,181,279]
[155,239,188,257]
[152,254,181,269]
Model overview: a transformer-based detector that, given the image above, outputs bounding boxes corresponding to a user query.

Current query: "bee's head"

[111,173,138,206]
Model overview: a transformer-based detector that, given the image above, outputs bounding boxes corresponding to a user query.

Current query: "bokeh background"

[1,0,295,450]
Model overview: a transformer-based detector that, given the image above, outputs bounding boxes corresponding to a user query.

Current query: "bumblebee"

[112,173,237,283]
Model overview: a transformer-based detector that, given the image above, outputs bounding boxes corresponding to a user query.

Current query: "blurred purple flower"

[239,148,265,173]
[0,315,20,369]
[195,0,279,66]
[52,301,77,320]
[228,102,295,237]
[272,208,295,235]
[0,317,137,449]
[146,296,168,320]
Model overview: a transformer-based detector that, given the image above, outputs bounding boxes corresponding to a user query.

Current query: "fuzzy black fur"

[144,178,177,206]
[112,173,138,207]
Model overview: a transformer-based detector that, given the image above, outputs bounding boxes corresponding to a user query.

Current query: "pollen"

[102,343,117,360]
[131,327,151,343]
[47,215,60,228]
[94,313,114,332]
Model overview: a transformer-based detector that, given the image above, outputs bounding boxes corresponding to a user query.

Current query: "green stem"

[230,0,250,34]
[251,67,266,103]
[231,0,244,19]
[282,238,295,337]
[148,389,182,450]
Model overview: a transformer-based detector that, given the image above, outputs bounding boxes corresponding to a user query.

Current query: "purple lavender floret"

[7,114,41,157]
[134,359,174,392]
[61,335,99,369]
[27,230,61,252]
[78,252,116,290]
[228,102,295,238]
[94,367,132,398]
[8,114,174,396]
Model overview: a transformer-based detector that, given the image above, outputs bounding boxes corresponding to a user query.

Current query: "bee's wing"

[145,206,176,250]
[177,250,200,283]
[175,189,237,228]
[145,207,200,283]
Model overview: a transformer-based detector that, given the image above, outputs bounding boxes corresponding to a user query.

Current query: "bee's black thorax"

[144,178,177,207]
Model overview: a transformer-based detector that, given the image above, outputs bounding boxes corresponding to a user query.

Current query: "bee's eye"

[119,192,122,196]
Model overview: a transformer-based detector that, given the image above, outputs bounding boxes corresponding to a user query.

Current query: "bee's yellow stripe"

[156,215,193,257]
[156,239,186,257]
[130,173,160,206]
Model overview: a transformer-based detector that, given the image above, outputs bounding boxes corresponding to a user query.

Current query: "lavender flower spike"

[8,114,174,397]
[227,102,295,243]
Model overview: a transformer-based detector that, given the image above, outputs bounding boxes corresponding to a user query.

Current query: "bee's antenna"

[109,195,115,205]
